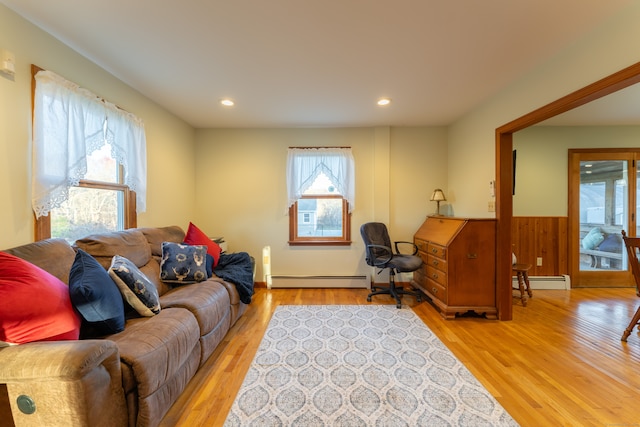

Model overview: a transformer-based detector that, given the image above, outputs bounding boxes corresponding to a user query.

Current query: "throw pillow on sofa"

[0,251,81,344]
[183,222,222,267]
[598,233,623,253]
[109,255,160,317]
[582,227,605,250]
[160,242,208,284]
[69,249,126,337]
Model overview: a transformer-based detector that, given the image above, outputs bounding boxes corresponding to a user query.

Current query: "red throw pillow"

[0,251,81,344]
[183,222,222,267]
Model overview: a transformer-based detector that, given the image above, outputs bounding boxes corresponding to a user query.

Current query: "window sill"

[288,240,352,246]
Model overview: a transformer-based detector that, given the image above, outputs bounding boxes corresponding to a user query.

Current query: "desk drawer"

[427,243,447,259]
[426,265,447,287]
[427,254,447,272]
[415,238,429,253]
[426,278,447,304]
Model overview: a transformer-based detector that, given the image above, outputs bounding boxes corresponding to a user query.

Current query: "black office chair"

[361,222,423,308]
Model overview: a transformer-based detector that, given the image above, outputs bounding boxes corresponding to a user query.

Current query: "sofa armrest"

[0,340,127,427]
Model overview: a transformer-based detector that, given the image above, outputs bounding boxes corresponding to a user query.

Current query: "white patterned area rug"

[224,305,518,426]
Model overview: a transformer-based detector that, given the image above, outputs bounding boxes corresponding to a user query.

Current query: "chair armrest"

[394,241,419,255]
[366,244,393,267]
[0,340,127,427]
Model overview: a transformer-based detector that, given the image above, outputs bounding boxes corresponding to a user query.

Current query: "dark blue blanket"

[214,252,254,304]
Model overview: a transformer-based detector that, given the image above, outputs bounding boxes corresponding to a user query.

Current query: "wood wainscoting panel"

[512,216,568,276]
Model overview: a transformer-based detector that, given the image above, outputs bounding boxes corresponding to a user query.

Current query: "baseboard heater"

[269,275,369,289]
[512,275,570,290]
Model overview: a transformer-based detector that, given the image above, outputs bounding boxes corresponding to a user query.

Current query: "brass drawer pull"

[431,248,438,254]
[432,273,439,279]
[432,260,439,266]
[432,287,438,294]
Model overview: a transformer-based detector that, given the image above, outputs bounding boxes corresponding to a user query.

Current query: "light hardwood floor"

[159,287,640,426]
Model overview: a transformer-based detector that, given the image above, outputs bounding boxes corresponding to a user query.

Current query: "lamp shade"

[430,189,446,202]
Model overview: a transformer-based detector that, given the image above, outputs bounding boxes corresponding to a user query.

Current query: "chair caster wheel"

[396,304,402,309]
[367,296,372,302]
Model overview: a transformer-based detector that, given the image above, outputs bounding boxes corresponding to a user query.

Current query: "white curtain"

[32,70,146,218]
[286,147,355,212]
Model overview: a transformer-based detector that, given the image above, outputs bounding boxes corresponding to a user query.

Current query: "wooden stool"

[512,263,533,306]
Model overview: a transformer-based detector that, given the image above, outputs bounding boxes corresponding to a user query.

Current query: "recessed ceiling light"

[377,98,391,106]
[220,99,235,107]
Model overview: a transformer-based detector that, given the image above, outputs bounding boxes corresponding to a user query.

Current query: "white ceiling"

[1,0,634,128]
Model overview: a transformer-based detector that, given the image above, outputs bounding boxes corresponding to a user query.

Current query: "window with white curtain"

[287,147,354,245]
[31,68,146,241]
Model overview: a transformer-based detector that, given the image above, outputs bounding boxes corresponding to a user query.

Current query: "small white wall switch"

[488,200,495,212]
[536,257,543,266]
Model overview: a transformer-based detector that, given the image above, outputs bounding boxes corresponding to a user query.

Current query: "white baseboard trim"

[269,275,369,289]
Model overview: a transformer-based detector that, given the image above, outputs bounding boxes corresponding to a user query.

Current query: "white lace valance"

[286,147,355,213]
[32,70,147,218]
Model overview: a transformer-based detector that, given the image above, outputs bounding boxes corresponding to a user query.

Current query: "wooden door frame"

[495,61,640,320]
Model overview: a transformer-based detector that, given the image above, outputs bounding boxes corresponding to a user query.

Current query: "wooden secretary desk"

[412,216,497,319]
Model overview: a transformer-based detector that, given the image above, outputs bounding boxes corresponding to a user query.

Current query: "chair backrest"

[360,222,392,267]
[622,230,640,294]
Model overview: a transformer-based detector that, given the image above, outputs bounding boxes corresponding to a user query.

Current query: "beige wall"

[0,5,196,248]
[448,3,640,218]
[0,4,449,283]
[193,127,447,281]
[4,0,640,284]
[513,126,640,216]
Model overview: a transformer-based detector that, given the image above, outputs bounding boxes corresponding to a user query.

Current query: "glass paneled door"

[569,150,638,287]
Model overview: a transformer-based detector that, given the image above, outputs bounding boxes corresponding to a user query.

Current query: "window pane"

[579,181,605,224]
[296,198,343,237]
[85,143,118,183]
[51,187,124,243]
[579,160,626,272]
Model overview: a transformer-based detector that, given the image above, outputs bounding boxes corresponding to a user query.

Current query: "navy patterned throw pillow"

[160,242,208,284]
[108,255,160,317]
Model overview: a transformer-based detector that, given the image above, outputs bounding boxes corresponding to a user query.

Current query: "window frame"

[288,195,351,246]
[32,65,137,240]
[34,178,137,241]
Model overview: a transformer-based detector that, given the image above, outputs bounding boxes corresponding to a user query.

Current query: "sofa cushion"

[108,307,200,422]
[3,238,76,284]
[183,222,222,267]
[109,255,161,317]
[75,229,152,270]
[0,251,81,344]
[139,226,186,257]
[69,249,125,337]
[160,280,231,337]
[160,242,208,284]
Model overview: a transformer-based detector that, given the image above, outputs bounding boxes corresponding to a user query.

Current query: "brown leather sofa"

[0,226,249,427]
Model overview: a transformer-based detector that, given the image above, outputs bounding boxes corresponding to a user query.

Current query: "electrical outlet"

[488,200,495,212]
[536,257,543,266]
